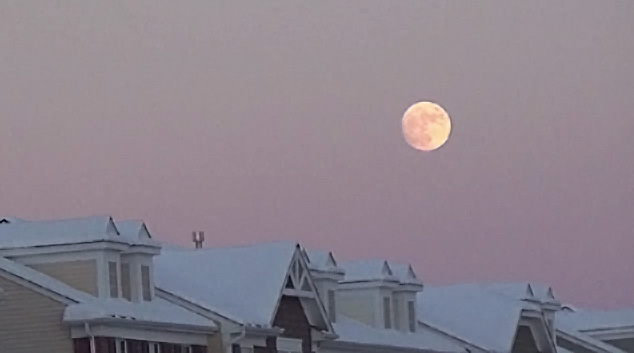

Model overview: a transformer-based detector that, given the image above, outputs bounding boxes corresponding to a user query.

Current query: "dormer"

[389,262,424,333]
[116,220,160,302]
[337,260,400,329]
[0,215,161,302]
[303,248,345,322]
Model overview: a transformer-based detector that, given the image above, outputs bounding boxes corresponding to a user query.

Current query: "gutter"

[66,317,218,334]
[84,322,96,353]
[320,339,465,353]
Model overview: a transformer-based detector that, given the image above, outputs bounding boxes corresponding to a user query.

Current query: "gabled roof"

[417,284,541,352]
[155,241,330,329]
[339,259,400,284]
[115,220,154,241]
[390,262,424,287]
[0,256,215,330]
[325,315,466,353]
[479,282,558,304]
[0,215,158,249]
[304,249,344,274]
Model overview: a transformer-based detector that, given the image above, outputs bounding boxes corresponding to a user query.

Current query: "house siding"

[336,291,374,326]
[29,259,99,296]
[0,274,73,353]
[273,295,312,353]
[512,325,541,353]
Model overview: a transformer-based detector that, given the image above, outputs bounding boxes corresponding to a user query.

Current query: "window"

[393,296,400,330]
[178,345,192,353]
[408,300,416,332]
[149,342,161,353]
[141,265,151,301]
[383,296,392,329]
[109,261,119,298]
[328,289,336,322]
[115,339,127,353]
[121,262,131,300]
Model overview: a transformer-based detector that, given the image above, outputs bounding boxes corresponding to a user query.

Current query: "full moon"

[402,101,451,151]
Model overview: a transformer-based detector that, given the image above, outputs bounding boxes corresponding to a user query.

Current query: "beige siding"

[337,292,375,326]
[29,260,98,295]
[0,274,73,353]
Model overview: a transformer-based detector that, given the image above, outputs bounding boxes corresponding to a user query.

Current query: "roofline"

[557,327,627,353]
[417,321,487,352]
[320,338,467,353]
[64,316,217,334]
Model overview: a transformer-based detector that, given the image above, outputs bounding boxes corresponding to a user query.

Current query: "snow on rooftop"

[557,308,634,332]
[64,297,215,330]
[331,315,466,353]
[155,241,298,326]
[339,259,399,283]
[0,256,214,329]
[389,262,424,286]
[478,282,557,303]
[556,323,627,353]
[0,215,159,249]
[418,284,539,352]
[304,249,344,274]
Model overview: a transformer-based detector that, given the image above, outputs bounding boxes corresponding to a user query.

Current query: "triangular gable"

[406,265,417,280]
[325,252,338,268]
[106,217,120,236]
[139,222,152,239]
[381,261,393,276]
[546,287,555,300]
[273,245,334,334]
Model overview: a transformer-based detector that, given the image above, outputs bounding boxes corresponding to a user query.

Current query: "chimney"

[192,231,205,249]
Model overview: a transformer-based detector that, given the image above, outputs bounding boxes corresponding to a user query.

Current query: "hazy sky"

[1,1,633,308]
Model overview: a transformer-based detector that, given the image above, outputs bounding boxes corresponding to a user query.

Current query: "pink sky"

[1,1,633,308]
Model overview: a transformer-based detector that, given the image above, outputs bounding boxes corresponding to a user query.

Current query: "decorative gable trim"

[272,245,334,334]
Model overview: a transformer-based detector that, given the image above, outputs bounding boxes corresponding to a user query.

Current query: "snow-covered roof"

[418,284,541,352]
[389,262,424,287]
[479,282,557,303]
[556,323,627,353]
[557,308,634,332]
[327,315,466,353]
[155,241,298,326]
[64,297,215,330]
[557,346,574,353]
[339,259,400,284]
[0,256,215,330]
[0,215,159,249]
[303,249,344,274]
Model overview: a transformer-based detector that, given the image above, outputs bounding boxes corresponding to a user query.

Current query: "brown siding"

[512,325,541,353]
[29,260,99,295]
[273,295,312,353]
[0,274,73,353]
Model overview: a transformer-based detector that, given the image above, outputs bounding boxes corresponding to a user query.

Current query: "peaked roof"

[339,259,400,283]
[115,220,153,241]
[418,283,541,352]
[0,256,214,330]
[0,215,159,249]
[155,241,300,326]
[389,262,424,287]
[304,249,344,274]
[328,315,466,353]
[479,282,558,304]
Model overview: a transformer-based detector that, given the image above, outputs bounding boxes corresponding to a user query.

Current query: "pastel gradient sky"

[1,2,633,308]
